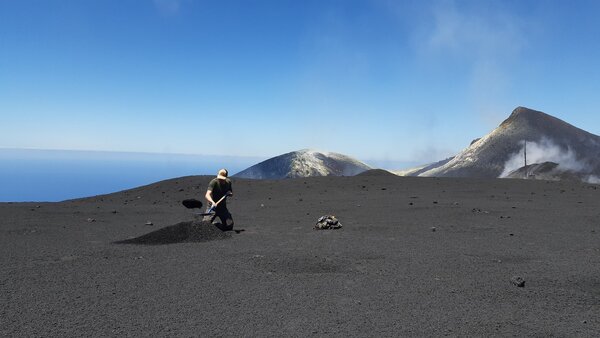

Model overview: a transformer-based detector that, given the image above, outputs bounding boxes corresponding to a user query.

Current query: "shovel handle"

[213,194,228,206]
[208,193,230,212]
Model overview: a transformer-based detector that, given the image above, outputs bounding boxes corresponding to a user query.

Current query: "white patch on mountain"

[233,149,372,179]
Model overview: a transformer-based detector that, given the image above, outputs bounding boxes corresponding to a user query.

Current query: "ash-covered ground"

[2,174,600,336]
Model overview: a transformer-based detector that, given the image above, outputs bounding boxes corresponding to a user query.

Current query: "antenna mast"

[524,140,527,167]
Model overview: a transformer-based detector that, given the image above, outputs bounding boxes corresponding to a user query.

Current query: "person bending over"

[204,169,234,230]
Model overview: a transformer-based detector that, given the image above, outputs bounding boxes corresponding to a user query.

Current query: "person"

[204,168,234,230]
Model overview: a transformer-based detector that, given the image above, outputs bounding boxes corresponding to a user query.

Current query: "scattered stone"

[178,188,184,192]
[431,227,437,232]
[509,233,514,236]
[86,218,96,223]
[510,276,525,287]
[433,201,438,204]
[315,215,342,230]
[111,210,118,214]
[145,221,153,226]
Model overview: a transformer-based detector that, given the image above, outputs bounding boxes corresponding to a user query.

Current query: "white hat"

[217,169,228,180]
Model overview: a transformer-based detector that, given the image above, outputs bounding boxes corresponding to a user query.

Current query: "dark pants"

[203,205,234,231]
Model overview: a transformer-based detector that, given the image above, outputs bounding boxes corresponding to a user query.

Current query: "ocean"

[0,149,263,202]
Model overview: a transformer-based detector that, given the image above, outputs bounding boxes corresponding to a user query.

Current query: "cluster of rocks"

[314,215,342,230]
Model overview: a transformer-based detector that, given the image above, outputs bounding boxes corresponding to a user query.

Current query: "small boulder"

[510,276,525,287]
[315,215,342,230]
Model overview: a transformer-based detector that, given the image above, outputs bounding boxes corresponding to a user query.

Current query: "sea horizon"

[0,148,418,202]
[0,148,264,202]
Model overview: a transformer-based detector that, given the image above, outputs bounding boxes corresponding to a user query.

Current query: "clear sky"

[2,0,600,165]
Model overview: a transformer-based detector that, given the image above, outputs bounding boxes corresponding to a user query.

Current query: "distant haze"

[0,149,262,202]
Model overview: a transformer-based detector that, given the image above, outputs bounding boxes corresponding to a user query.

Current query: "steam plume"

[500,137,590,177]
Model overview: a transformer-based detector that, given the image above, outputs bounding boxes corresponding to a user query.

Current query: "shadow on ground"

[115,221,232,245]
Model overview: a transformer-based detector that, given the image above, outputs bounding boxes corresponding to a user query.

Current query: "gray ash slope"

[410,107,600,178]
[233,149,372,179]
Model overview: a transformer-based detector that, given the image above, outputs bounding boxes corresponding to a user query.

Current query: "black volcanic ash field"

[2,174,600,336]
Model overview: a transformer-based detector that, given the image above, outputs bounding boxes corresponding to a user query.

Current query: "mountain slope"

[415,107,600,178]
[233,149,372,179]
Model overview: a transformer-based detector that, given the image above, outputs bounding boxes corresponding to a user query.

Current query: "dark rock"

[510,276,525,287]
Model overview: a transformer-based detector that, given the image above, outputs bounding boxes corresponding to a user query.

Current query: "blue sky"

[2,0,600,165]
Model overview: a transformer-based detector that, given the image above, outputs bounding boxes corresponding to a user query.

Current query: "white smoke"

[585,175,600,184]
[500,138,589,177]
